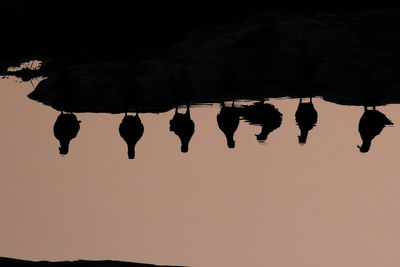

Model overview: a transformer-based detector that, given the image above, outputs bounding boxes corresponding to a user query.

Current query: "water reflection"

[295,97,318,144]
[53,112,81,154]
[217,101,239,148]
[240,101,282,142]
[119,113,144,159]
[169,105,195,153]
[358,107,393,153]
[170,69,193,106]
[53,72,80,110]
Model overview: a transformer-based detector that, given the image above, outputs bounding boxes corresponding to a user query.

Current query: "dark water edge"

[3,8,397,113]
[0,257,183,267]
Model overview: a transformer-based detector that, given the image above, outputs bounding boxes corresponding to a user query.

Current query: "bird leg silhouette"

[185,104,191,116]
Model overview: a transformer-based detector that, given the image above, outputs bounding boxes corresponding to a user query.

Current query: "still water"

[1,78,400,267]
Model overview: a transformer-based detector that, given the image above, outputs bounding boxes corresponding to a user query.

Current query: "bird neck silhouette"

[298,129,309,144]
[59,139,70,154]
[358,141,371,153]
[127,144,136,159]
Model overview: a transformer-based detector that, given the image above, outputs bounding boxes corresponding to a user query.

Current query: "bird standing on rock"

[217,101,240,148]
[358,107,393,153]
[295,97,318,144]
[119,113,144,159]
[53,112,81,155]
[239,100,282,142]
[170,105,195,153]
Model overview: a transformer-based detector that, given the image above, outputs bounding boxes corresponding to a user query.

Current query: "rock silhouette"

[170,105,195,153]
[119,113,144,159]
[295,97,318,144]
[53,112,81,155]
[358,107,393,153]
[240,101,282,142]
[217,101,240,148]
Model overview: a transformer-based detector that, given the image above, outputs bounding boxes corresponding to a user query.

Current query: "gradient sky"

[1,78,400,267]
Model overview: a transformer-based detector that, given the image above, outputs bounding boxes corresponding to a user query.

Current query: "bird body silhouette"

[170,107,195,152]
[295,98,318,144]
[240,101,282,141]
[53,112,80,154]
[119,114,144,159]
[217,102,239,148]
[358,108,393,152]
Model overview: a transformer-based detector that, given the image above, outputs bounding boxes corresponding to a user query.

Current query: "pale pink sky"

[1,78,400,267]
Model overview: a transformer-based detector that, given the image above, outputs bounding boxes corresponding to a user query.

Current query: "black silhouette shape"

[119,75,143,111]
[53,112,81,155]
[294,40,318,86]
[119,113,144,159]
[240,101,282,142]
[358,107,393,153]
[217,101,240,148]
[233,17,279,56]
[357,67,389,109]
[170,68,193,106]
[295,97,318,144]
[170,105,195,153]
[53,71,80,111]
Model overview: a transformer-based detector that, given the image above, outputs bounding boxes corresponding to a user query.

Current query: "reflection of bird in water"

[295,97,318,144]
[53,112,81,155]
[358,107,393,153]
[170,105,195,153]
[119,75,143,111]
[239,101,282,142]
[119,113,144,159]
[293,41,317,92]
[217,101,240,148]
[170,68,193,106]
[358,68,386,109]
[53,72,80,111]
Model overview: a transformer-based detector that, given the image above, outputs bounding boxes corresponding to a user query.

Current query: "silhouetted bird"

[170,105,195,153]
[240,101,282,142]
[217,101,240,148]
[53,112,81,155]
[119,113,144,159]
[358,107,393,153]
[295,97,318,144]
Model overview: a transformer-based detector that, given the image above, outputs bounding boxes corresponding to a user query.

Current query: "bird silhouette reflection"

[170,105,195,153]
[53,112,81,155]
[240,101,282,142]
[358,107,393,153]
[119,113,144,159]
[217,101,240,148]
[295,97,318,144]
[170,68,193,106]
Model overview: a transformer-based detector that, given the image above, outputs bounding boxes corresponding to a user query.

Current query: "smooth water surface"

[1,78,400,267]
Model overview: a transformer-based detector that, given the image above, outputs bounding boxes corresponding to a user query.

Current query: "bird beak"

[357,145,361,149]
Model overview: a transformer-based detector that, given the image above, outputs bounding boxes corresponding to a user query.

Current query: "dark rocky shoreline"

[20,9,400,113]
[0,257,183,267]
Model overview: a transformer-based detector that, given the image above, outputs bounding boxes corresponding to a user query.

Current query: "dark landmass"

[21,8,400,113]
[2,3,400,112]
[0,257,183,267]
